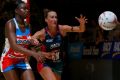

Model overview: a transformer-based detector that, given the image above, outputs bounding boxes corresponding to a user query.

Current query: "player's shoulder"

[5,19,15,27]
[6,19,13,24]
[35,28,45,35]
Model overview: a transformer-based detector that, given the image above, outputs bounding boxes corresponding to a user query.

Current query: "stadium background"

[0,0,120,80]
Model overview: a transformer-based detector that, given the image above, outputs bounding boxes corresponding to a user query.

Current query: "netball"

[98,11,117,30]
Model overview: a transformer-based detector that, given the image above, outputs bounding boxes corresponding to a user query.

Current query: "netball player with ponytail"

[31,8,87,80]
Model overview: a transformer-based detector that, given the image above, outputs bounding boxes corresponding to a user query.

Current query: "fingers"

[80,14,85,19]
[51,51,60,61]
[75,14,87,20]
[34,39,39,45]
[75,14,88,23]
[30,39,39,45]
[38,56,44,63]
[75,17,80,21]
[38,57,43,63]
[36,51,59,62]
[36,52,46,63]
[51,55,56,61]
[79,14,86,19]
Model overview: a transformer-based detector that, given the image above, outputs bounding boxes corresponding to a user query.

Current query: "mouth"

[54,22,57,25]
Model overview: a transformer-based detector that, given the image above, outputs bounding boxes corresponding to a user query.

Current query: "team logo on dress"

[50,43,60,49]
[17,39,30,45]
[46,39,53,42]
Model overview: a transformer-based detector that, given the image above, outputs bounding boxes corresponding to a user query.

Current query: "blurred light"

[22,0,27,3]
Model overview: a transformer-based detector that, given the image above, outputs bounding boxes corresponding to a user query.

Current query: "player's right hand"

[33,52,45,63]
[30,38,39,46]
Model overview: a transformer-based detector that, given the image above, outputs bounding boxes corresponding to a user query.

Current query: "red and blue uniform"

[0,18,31,72]
[37,27,64,75]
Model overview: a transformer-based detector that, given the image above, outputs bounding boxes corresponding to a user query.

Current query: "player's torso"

[1,18,31,59]
[43,27,62,51]
[41,27,63,62]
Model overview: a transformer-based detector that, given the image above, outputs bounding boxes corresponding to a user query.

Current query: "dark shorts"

[37,60,64,75]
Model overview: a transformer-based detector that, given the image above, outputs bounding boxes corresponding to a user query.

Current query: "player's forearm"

[79,24,85,32]
[12,45,35,56]
[73,25,85,32]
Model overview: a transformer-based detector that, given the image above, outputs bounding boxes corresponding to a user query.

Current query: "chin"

[53,25,57,28]
[53,24,57,27]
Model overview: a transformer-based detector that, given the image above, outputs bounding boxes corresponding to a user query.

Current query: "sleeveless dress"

[0,18,31,72]
[37,27,64,75]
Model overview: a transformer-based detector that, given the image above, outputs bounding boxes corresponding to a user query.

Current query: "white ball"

[98,11,117,30]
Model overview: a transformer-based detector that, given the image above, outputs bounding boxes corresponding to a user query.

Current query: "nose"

[54,17,57,21]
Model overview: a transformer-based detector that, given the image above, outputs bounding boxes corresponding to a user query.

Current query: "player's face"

[45,11,58,27]
[16,3,29,19]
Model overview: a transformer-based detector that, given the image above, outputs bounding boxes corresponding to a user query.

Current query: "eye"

[55,16,57,19]
[20,6,28,11]
[51,16,54,18]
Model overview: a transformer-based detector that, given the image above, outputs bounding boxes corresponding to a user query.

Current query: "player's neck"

[48,25,57,31]
[15,15,25,25]
[47,27,57,37]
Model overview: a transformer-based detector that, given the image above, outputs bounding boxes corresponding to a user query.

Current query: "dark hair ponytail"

[43,8,50,18]
[43,8,56,19]
[14,0,25,9]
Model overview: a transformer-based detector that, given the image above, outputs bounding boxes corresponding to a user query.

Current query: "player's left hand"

[75,14,88,25]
